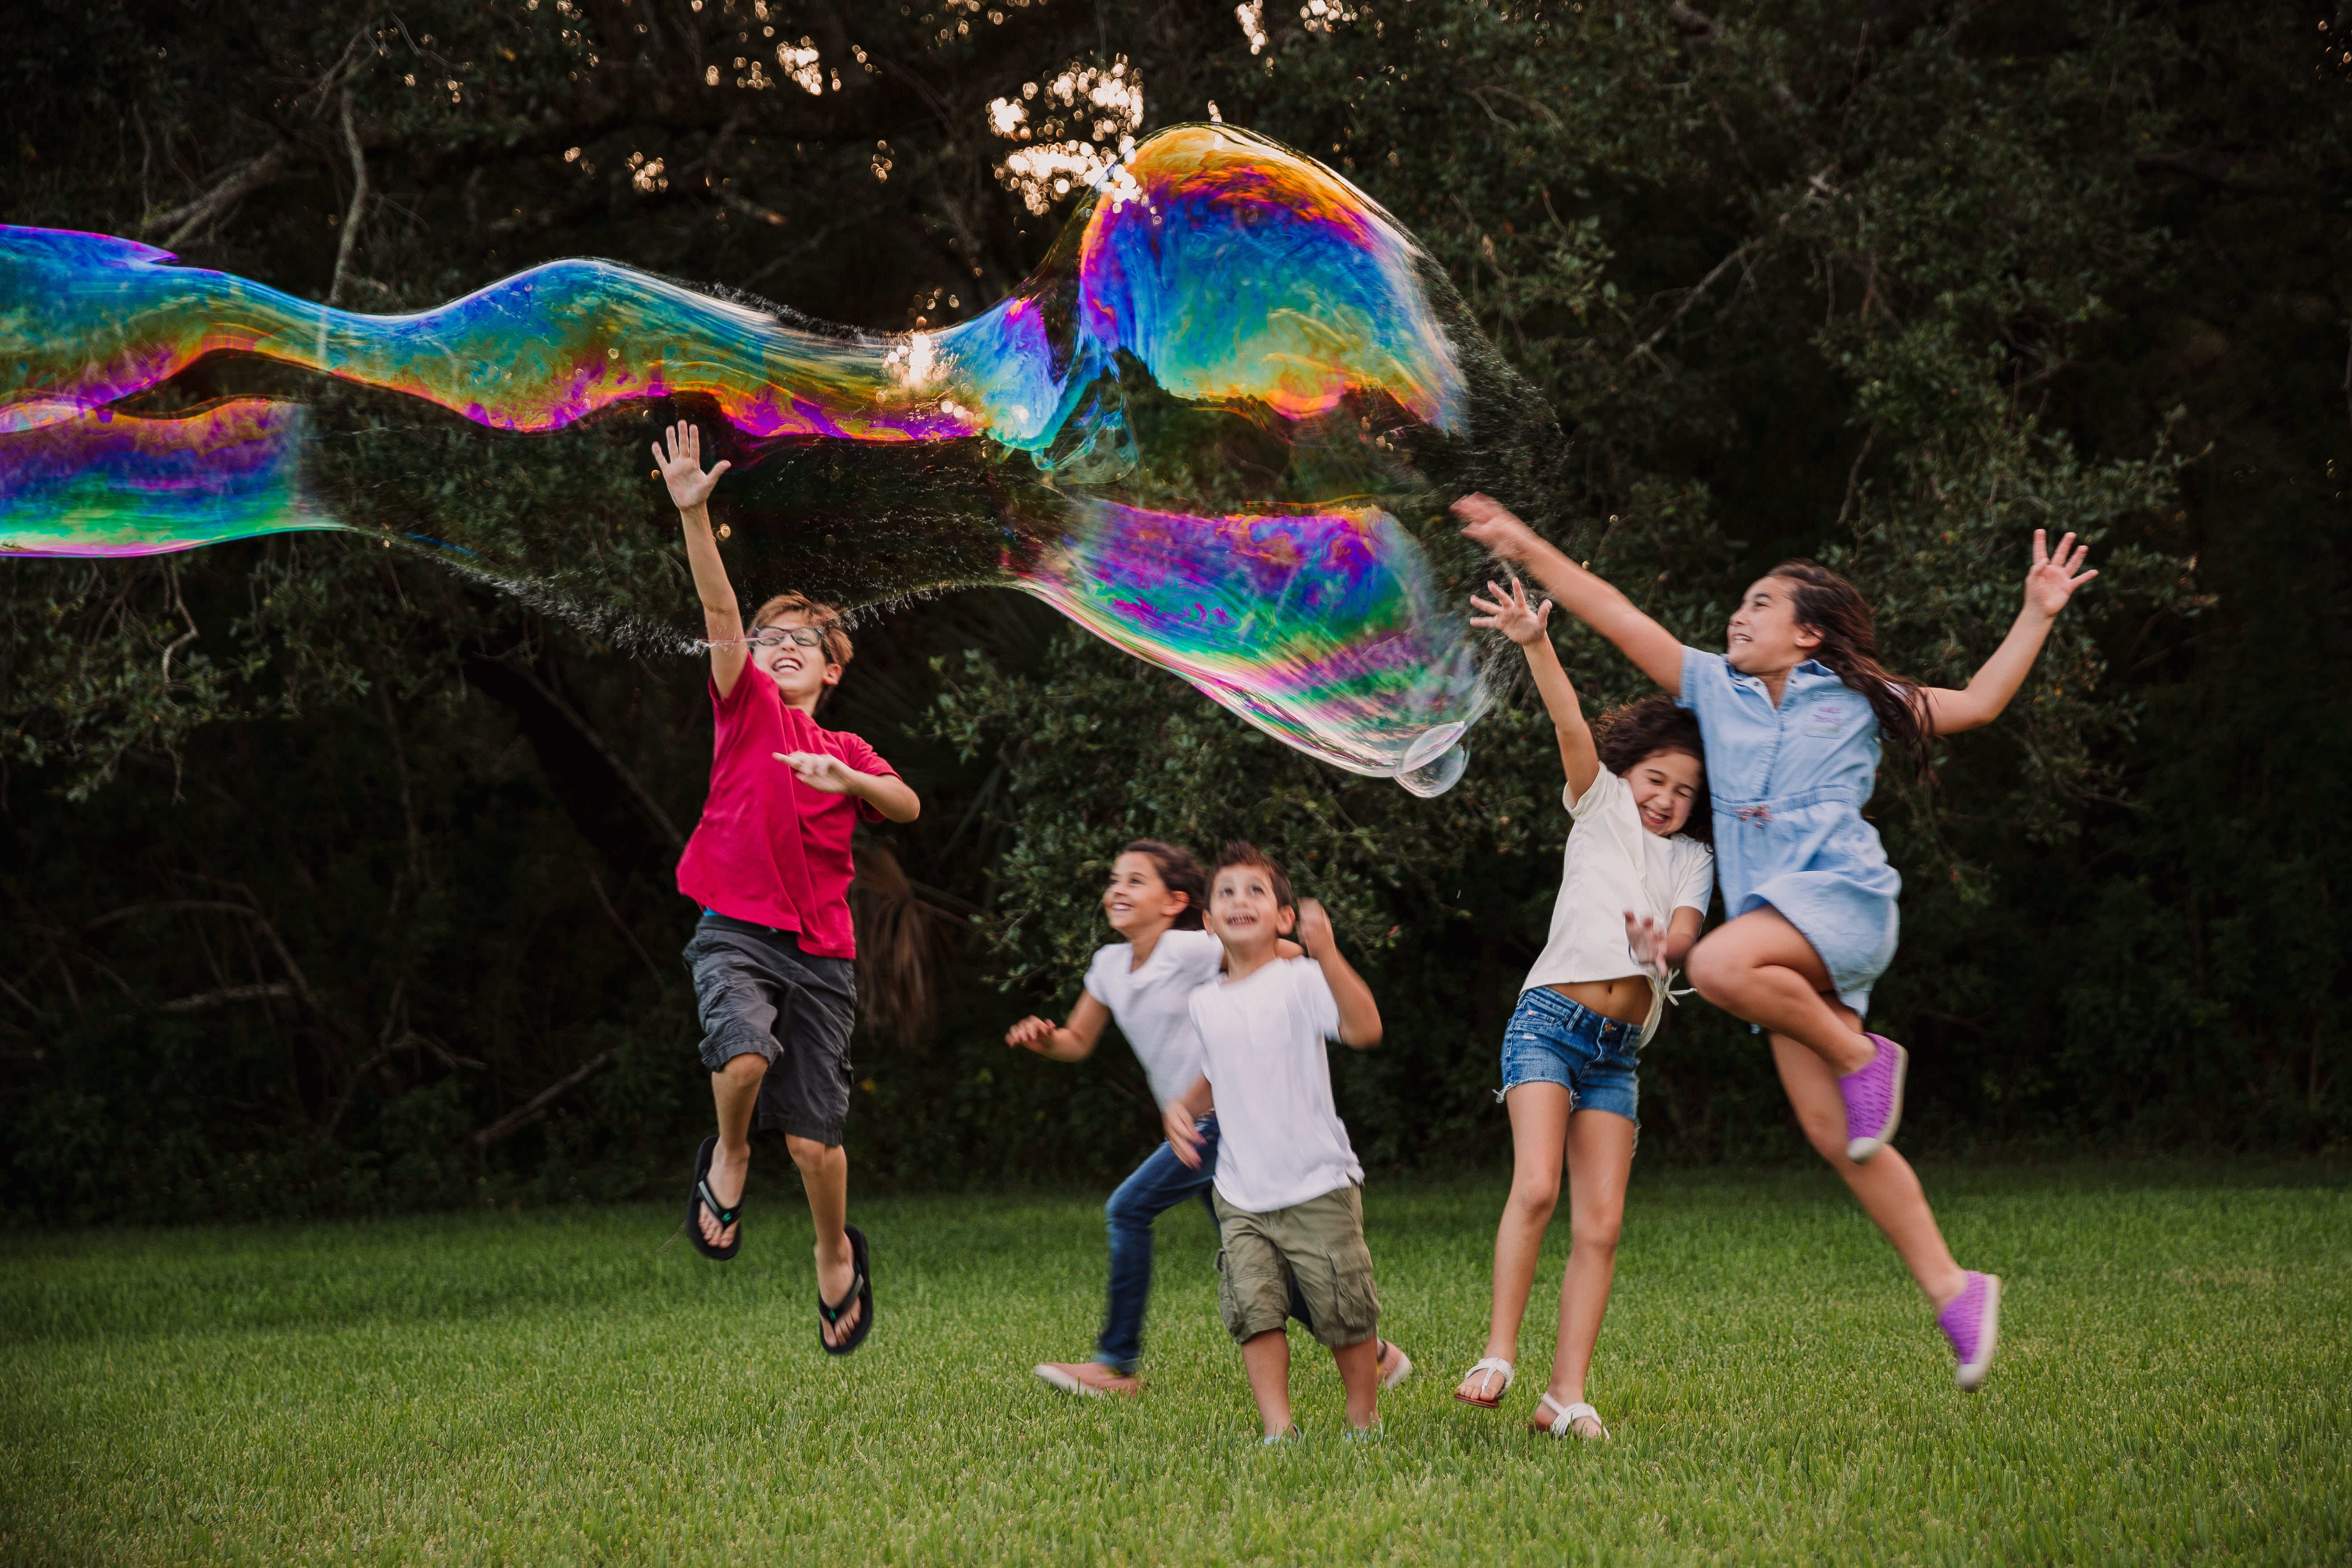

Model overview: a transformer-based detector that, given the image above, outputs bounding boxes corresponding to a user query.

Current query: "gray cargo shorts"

[682,914,857,1146]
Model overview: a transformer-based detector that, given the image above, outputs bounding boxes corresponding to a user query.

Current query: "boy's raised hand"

[652,420,730,512]
[2023,528,2098,619]
[1294,898,1335,959]
[1453,492,1542,562]
[1469,578,1554,646]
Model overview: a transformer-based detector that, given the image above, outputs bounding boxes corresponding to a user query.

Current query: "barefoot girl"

[1451,580,1715,1441]
[1457,494,2098,1392]
[1009,843,1412,1397]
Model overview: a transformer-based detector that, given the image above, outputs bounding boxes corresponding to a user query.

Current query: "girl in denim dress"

[1457,494,2099,1394]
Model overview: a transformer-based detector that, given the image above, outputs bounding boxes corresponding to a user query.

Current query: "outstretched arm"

[1470,578,1601,799]
[653,422,745,697]
[1006,990,1111,1062]
[1454,493,1685,695]
[1919,530,2099,735]
[1295,899,1381,1048]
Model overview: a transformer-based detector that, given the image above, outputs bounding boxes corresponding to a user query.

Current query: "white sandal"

[1531,1392,1610,1441]
[1452,1357,1514,1408]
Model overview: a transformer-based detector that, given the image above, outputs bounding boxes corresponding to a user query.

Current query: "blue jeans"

[1095,1114,1312,1373]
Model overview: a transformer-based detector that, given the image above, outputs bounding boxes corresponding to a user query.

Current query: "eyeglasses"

[747,627,827,650]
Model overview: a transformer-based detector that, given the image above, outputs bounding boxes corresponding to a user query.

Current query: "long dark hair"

[1121,840,1208,930]
[1594,696,1711,844]
[1768,560,1935,783]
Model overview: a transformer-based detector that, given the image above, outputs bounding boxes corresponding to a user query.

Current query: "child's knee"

[716,1050,768,1088]
[783,1133,840,1168]
[1570,1211,1623,1252]
[1683,938,1738,1002]
[1507,1176,1561,1226]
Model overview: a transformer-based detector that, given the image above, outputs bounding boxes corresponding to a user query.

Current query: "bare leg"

[784,1134,860,1345]
[1330,1335,1380,1430]
[1239,1329,1293,1437]
[699,1054,765,1249]
[1548,1108,1636,1424]
[1458,1083,1570,1401]
[1771,1035,1967,1308]
[1686,907,1873,1075]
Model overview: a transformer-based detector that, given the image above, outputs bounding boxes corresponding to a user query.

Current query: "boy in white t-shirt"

[1161,843,1387,1443]
[1006,843,1409,1399]
[1450,578,1714,1442]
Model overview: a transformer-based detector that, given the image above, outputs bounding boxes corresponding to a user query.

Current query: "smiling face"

[1725,575,1820,675]
[1102,851,1190,939]
[1624,748,1704,837]
[1207,863,1296,959]
[751,611,843,709]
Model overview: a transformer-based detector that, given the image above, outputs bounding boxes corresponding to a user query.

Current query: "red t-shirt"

[675,671,897,960]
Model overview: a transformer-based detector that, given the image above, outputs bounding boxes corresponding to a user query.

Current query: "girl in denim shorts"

[1450,579,1715,1442]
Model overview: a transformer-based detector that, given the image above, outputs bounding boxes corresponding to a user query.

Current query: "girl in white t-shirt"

[1452,579,1715,1441]
[1004,843,1401,1398]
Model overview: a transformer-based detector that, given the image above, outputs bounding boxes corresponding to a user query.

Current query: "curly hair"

[1120,840,1208,931]
[1593,695,1712,844]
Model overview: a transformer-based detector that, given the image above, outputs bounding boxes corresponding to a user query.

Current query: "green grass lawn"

[3,1160,2348,1565]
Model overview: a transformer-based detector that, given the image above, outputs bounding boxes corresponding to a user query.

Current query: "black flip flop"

[687,1135,744,1262]
[819,1223,874,1356]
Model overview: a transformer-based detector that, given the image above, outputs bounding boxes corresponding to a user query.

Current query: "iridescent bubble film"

[0,125,1556,790]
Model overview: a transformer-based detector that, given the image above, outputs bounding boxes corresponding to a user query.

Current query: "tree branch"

[145,141,301,248]
[459,1052,614,1152]
[327,91,371,308]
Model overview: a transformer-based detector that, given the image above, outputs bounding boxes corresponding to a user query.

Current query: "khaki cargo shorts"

[1212,1183,1380,1349]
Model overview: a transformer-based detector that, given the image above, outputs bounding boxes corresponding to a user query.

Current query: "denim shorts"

[1498,986,1641,1125]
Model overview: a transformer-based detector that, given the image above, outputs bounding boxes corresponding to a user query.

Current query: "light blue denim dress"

[1676,647,1901,1014]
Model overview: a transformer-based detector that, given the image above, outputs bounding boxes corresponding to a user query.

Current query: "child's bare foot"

[698,1142,749,1250]
[1034,1362,1142,1398]
[816,1230,861,1347]
[1375,1340,1414,1390]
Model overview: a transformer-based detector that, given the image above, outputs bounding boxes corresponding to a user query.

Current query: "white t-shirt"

[1081,928,1227,1107]
[1189,956,1364,1213]
[1520,766,1716,1047]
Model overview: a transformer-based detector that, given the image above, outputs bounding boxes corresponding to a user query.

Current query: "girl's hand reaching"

[1624,910,1672,984]
[2023,528,2098,619]
[1469,578,1554,647]
[1006,1016,1058,1050]
[652,420,731,512]
[1452,492,1544,561]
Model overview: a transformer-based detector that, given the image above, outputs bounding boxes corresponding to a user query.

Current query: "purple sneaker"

[1937,1271,2002,1392]
[1838,1033,1908,1162]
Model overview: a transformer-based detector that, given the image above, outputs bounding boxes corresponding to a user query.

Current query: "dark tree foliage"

[2,0,2346,1222]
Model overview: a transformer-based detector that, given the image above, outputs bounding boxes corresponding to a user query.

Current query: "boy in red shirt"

[654,422,920,1356]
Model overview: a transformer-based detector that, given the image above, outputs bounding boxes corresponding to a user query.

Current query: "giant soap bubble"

[0,125,1560,794]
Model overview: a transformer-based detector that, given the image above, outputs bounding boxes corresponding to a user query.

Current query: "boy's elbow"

[1344,1023,1383,1050]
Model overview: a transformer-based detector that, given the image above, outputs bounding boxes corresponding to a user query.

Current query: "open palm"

[1468,578,1553,645]
[652,420,730,511]
[2024,528,2098,618]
